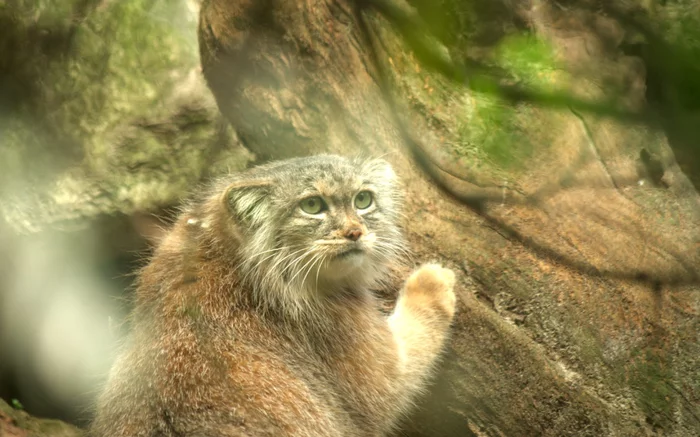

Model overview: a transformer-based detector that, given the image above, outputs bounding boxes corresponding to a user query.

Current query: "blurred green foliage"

[404,0,700,186]
[459,35,561,169]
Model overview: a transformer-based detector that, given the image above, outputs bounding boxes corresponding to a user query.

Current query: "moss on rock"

[0,0,252,233]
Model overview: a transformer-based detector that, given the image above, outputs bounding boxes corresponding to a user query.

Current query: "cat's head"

[216,155,405,307]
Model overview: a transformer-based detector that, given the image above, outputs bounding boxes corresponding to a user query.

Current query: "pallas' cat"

[91,155,456,437]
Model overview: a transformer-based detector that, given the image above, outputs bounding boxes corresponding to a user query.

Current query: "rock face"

[0,398,83,437]
[199,0,700,436]
[1,0,699,436]
[0,0,252,234]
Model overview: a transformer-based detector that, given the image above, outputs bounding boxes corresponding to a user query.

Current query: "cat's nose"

[344,227,363,241]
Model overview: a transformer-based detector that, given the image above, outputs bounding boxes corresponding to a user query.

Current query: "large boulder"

[199,0,700,435]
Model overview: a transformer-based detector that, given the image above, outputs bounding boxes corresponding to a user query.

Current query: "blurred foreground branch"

[363,0,659,125]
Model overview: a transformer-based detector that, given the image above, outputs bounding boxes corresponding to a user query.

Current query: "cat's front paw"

[403,264,456,318]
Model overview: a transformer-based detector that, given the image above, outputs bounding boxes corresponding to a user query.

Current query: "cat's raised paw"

[403,264,456,317]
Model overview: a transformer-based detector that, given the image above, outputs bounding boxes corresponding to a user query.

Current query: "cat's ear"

[361,158,403,207]
[221,179,273,228]
[363,158,397,183]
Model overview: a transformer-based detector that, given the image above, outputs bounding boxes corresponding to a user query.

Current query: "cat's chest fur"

[250,295,402,432]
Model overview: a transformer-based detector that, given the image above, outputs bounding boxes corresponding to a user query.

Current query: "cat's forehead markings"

[314,179,342,197]
[308,170,360,197]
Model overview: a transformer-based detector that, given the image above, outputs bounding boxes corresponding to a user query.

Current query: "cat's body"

[91,155,456,437]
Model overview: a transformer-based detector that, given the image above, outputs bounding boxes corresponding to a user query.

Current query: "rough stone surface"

[0,398,83,437]
[200,0,700,435]
[0,0,252,234]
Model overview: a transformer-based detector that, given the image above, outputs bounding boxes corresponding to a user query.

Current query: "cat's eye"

[300,196,327,214]
[354,191,373,210]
